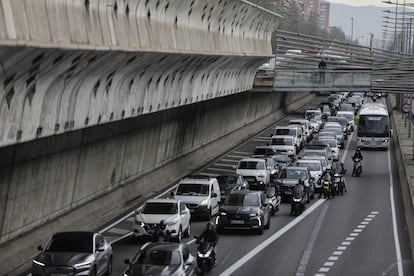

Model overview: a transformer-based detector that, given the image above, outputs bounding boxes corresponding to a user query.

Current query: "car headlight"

[166,221,177,226]
[383,139,388,142]
[33,260,45,267]
[74,261,92,269]
[220,212,227,216]
[199,199,208,206]
[250,213,260,217]
[135,219,144,227]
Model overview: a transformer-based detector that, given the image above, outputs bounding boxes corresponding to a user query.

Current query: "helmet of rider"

[356,147,361,152]
[206,221,215,231]
[159,220,167,230]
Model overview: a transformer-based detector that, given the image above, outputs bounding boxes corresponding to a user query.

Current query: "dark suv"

[276,166,315,202]
[217,191,271,235]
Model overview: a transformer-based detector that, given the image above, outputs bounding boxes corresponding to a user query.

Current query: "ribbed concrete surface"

[0,0,281,147]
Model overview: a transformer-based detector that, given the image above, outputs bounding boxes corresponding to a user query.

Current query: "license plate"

[231,220,244,224]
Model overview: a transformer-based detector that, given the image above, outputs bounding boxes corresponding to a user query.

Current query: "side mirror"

[124,259,131,265]
[390,129,394,137]
[169,191,175,198]
[212,192,218,198]
[37,245,43,251]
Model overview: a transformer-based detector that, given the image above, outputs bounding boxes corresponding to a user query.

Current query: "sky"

[327,0,391,7]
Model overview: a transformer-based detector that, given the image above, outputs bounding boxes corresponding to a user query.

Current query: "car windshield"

[337,113,353,121]
[319,139,337,147]
[328,117,347,127]
[279,169,307,180]
[304,151,326,158]
[135,249,181,265]
[238,161,265,170]
[275,128,296,135]
[225,193,260,206]
[217,175,238,190]
[358,115,390,137]
[324,128,342,135]
[142,203,177,214]
[298,162,321,171]
[46,233,93,253]
[176,184,209,196]
[273,155,288,162]
[271,137,293,145]
[319,132,335,139]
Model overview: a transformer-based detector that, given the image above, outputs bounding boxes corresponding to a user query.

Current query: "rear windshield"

[176,184,209,196]
[238,161,265,170]
[271,137,293,145]
[142,203,177,214]
[225,193,260,206]
[275,128,296,135]
[298,162,321,171]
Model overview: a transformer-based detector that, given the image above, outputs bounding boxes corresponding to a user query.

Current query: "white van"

[269,135,297,160]
[273,126,303,151]
[173,175,220,220]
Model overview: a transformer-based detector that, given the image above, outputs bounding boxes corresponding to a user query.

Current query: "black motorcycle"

[352,158,362,177]
[333,173,343,195]
[321,177,332,199]
[194,237,216,273]
[291,184,306,216]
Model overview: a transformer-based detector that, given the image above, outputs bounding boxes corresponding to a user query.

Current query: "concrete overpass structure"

[0,1,319,274]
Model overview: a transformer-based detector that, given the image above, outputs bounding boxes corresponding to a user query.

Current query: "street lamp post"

[350,17,354,43]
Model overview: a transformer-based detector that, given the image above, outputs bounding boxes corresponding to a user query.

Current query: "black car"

[216,191,271,235]
[276,166,315,202]
[123,242,197,276]
[32,232,113,276]
[216,174,248,203]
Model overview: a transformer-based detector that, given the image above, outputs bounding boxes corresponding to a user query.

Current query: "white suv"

[133,198,191,242]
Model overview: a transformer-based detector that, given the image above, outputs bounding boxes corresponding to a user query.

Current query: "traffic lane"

[306,146,401,275]
[218,201,329,276]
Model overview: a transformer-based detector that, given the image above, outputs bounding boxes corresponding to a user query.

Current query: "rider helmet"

[159,220,167,230]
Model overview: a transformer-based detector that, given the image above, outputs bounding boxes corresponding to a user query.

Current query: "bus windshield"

[358,115,389,137]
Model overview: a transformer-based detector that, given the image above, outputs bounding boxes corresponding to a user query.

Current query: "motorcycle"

[333,173,342,196]
[265,186,281,216]
[194,237,216,272]
[352,158,362,177]
[291,184,306,216]
[321,178,332,199]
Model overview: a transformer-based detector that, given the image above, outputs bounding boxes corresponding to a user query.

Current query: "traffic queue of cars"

[31,92,362,276]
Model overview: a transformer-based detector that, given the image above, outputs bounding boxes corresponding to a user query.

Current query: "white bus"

[357,103,391,149]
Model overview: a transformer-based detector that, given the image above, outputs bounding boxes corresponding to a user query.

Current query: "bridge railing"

[254,68,372,92]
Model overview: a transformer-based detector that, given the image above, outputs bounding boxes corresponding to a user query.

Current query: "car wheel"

[176,226,182,242]
[184,223,191,238]
[106,257,112,276]
[256,227,264,235]
[264,216,270,229]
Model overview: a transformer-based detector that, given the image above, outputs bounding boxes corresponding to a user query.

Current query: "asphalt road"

[106,96,414,276]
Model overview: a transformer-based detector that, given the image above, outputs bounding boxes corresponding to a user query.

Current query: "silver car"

[32,232,113,276]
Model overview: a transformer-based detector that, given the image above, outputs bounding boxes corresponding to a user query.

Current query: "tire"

[184,223,191,238]
[256,227,264,235]
[106,257,112,276]
[264,216,270,229]
[176,227,182,242]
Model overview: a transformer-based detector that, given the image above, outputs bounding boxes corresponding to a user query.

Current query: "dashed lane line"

[219,199,326,276]
[315,211,379,276]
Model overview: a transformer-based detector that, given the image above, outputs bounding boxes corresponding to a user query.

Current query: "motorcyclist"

[152,220,169,242]
[318,167,332,199]
[333,162,347,192]
[197,222,219,264]
[290,180,305,215]
[352,148,363,161]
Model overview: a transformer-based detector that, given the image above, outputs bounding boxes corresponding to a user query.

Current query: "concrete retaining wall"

[0,91,314,275]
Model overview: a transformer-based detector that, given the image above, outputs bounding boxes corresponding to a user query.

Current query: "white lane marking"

[371,211,379,214]
[106,227,129,235]
[296,202,329,276]
[109,232,132,245]
[198,172,219,177]
[368,214,376,218]
[214,163,236,168]
[315,274,326,276]
[342,241,351,246]
[337,246,347,250]
[324,262,335,266]
[361,221,369,225]
[219,199,326,276]
[221,158,239,163]
[205,167,235,173]
[353,229,363,232]
[319,267,330,272]
[346,237,355,241]
[328,256,339,261]
[227,154,250,159]
[350,233,359,237]
[233,151,251,155]
[388,146,404,276]
[357,225,366,229]
[186,238,196,245]
[333,251,343,256]
[340,131,355,163]
[364,218,373,221]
